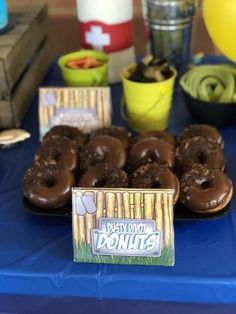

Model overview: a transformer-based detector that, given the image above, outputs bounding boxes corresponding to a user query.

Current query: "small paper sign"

[39,87,112,139]
[72,188,175,266]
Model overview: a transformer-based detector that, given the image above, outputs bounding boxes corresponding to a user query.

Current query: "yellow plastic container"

[121,64,177,132]
[58,50,109,87]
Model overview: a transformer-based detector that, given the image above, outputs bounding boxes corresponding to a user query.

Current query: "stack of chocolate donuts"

[175,125,232,214]
[23,125,85,209]
[23,124,233,214]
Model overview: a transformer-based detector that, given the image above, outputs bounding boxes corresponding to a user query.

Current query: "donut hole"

[146,151,159,162]
[198,151,207,164]
[94,178,106,187]
[152,179,161,189]
[51,150,62,162]
[43,176,57,187]
[201,180,214,189]
[95,148,106,162]
[66,134,74,141]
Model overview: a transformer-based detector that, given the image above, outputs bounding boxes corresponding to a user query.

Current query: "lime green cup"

[58,50,109,87]
[121,64,177,132]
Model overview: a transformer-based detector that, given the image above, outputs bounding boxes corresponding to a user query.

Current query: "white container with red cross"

[76,0,135,83]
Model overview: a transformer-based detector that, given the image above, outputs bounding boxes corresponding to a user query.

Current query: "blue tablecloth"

[1,60,236,313]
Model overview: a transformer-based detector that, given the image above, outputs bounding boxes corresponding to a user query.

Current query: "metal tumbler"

[146,0,198,74]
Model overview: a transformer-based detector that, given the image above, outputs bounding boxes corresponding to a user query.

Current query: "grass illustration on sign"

[72,188,175,266]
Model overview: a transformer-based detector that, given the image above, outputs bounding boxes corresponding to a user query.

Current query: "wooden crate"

[0,4,52,128]
[0,40,52,128]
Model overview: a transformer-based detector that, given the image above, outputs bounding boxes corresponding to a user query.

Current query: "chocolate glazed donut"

[175,136,225,176]
[180,164,233,213]
[130,163,179,204]
[80,135,126,171]
[138,130,176,150]
[128,138,175,172]
[35,136,79,172]
[89,126,130,149]
[43,125,86,149]
[177,124,224,148]
[78,163,129,188]
[23,161,75,209]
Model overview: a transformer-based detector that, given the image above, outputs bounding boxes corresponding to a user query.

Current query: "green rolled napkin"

[180,64,236,103]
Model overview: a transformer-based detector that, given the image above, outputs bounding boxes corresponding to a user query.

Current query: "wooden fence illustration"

[72,189,174,248]
[39,87,111,135]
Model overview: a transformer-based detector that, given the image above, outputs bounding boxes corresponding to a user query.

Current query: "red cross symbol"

[79,20,133,53]
[85,26,111,51]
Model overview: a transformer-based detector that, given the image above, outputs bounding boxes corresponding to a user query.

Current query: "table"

[1,61,236,314]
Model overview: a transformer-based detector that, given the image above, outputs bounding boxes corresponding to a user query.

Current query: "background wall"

[8,0,219,56]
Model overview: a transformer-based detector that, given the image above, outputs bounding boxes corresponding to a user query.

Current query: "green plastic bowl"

[58,50,109,87]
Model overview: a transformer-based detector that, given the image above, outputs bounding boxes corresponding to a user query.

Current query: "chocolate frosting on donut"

[89,126,130,149]
[128,138,175,171]
[177,124,224,148]
[43,125,86,149]
[23,161,75,208]
[138,130,176,150]
[130,163,179,204]
[80,135,126,171]
[175,136,225,176]
[180,164,233,213]
[78,163,129,188]
[35,135,79,172]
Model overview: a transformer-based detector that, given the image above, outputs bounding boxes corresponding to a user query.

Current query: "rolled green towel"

[180,64,236,103]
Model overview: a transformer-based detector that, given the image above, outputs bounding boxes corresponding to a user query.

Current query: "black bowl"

[182,90,236,128]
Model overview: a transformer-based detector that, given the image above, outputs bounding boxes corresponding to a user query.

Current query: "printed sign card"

[91,218,162,257]
[72,188,175,266]
[39,87,111,140]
